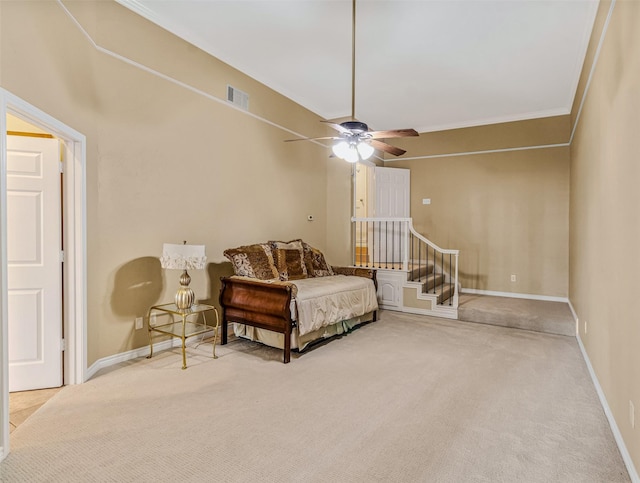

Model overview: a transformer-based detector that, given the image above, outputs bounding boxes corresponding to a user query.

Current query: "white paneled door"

[374,167,410,219]
[374,167,410,264]
[7,135,62,392]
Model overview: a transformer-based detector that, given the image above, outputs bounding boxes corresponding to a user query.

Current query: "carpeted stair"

[407,262,456,306]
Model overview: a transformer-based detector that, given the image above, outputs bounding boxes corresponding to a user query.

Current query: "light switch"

[422,198,431,205]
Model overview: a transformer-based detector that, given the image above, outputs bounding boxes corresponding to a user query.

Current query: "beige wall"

[0,1,351,364]
[570,0,640,471]
[389,115,571,158]
[4,6,639,473]
[388,115,572,298]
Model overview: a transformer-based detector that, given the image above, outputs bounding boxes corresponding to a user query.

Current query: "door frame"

[0,89,87,461]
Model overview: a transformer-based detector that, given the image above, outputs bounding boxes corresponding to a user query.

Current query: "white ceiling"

[118,0,599,133]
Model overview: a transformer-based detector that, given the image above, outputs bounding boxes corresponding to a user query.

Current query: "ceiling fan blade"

[370,139,407,156]
[368,129,419,139]
[321,120,352,135]
[284,136,339,142]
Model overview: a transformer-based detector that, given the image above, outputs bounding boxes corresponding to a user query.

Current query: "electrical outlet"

[630,400,635,429]
[135,317,144,330]
[510,274,517,282]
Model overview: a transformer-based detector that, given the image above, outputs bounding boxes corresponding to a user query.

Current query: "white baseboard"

[85,330,217,381]
[567,299,579,335]
[85,340,165,381]
[574,319,639,481]
[460,288,569,303]
[400,305,458,320]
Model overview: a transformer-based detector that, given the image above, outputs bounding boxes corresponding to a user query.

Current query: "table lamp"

[160,241,207,310]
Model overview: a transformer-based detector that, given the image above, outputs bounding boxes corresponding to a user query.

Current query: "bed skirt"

[233,311,375,352]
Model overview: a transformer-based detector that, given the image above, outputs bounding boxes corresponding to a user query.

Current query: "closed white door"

[374,167,410,218]
[7,135,62,392]
[373,167,410,265]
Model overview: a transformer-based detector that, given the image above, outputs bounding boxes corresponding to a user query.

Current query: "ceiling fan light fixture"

[332,140,350,159]
[332,139,360,163]
[357,141,374,160]
[344,144,359,163]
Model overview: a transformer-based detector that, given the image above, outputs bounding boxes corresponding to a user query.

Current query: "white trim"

[460,287,569,303]
[387,142,569,162]
[85,331,217,381]
[576,332,640,482]
[0,89,87,461]
[569,0,617,144]
[567,299,579,335]
[413,107,570,136]
[0,95,8,463]
[564,0,600,132]
[568,297,638,481]
[85,341,158,381]
[56,0,326,151]
[400,305,458,320]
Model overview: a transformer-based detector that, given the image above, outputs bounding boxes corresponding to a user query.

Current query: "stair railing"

[351,216,459,308]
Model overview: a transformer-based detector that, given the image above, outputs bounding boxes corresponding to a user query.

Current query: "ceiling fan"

[285,0,419,163]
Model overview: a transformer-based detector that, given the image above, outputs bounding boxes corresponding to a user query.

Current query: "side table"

[147,303,219,369]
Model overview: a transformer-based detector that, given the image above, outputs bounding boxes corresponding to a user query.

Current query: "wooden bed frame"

[219,269,376,363]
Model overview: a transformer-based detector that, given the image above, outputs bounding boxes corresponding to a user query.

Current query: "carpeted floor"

[0,311,630,482]
[458,294,576,336]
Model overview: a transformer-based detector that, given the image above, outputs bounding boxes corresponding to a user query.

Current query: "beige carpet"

[1,311,630,482]
[458,294,576,336]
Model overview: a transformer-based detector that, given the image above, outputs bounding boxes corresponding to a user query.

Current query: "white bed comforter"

[291,275,378,336]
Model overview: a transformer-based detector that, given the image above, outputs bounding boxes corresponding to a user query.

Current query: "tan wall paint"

[391,146,570,297]
[570,0,640,470]
[402,288,433,311]
[570,0,613,129]
[0,1,349,363]
[386,115,570,159]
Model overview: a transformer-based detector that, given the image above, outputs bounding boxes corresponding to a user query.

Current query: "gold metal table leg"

[181,315,187,370]
[212,308,219,359]
[146,308,154,359]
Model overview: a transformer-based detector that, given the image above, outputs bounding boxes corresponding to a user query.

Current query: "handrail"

[351,216,459,308]
[352,217,459,255]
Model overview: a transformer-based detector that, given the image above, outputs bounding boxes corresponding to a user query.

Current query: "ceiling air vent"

[227,85,249,111]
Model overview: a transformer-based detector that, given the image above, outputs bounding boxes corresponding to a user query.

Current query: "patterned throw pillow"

[223,244,279,280]
[270,239,308,281]
[302,242,334,277]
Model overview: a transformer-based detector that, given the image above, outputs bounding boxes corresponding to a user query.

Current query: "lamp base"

[175,287,195,310]
[175,269,195,309]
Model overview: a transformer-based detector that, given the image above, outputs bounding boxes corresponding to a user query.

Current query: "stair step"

[407,263,434,280]
[416,273,445,292]
[435,283,456,305]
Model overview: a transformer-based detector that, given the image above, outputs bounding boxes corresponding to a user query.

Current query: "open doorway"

[353,165,410,267]
[0,89,87,461]
[354,163,373,264]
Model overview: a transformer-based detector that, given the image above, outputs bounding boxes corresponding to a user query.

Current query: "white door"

[374,167,410,218]
[373,167,410,266]
[7,135,62,392]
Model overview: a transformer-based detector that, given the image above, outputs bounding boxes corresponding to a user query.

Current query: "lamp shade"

[160,243,207,270]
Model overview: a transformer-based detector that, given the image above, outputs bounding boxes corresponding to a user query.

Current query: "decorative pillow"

[223,244,279,280]
[302,242,334,277]
[270,239,308,281]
